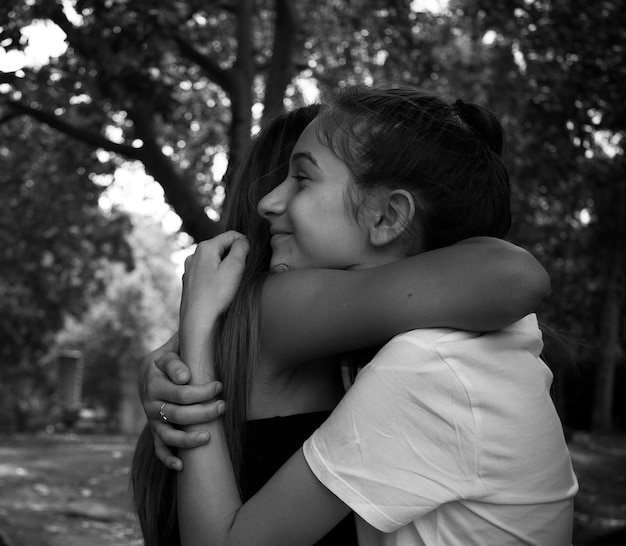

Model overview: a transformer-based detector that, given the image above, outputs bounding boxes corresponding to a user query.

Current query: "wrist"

[179,311,220,337]
[179,327,218,384]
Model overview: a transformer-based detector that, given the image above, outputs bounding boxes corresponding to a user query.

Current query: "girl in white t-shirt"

[160,87,576,545]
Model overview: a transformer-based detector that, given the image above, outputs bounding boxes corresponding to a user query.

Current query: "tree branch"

[45,0,92,61]
[174,35,237,94]
[128,105,221,242]
[45,1,76,38]
[6,100,143,160]
[0,110,22,126]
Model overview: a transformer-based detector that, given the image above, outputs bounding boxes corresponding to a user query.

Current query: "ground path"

[0,432,624,545]
[0,434,140,546]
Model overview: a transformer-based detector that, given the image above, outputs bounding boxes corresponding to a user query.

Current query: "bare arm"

[261,237,549,368]
[177,235,349,546]
[178,383,345,545]
[177,232,249,544]
[182,445,349,546]
[146,237,548,467]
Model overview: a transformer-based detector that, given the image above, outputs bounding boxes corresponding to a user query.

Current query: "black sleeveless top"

[241,411,357,545]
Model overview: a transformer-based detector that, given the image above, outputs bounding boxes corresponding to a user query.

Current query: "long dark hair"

[215,104,321,483]
[130,104,320,546]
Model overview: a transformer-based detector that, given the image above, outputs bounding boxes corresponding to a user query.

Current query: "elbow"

[527,260,551,310]
[502,247,551,322]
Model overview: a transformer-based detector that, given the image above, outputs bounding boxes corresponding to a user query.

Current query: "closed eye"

[292,173,310,188]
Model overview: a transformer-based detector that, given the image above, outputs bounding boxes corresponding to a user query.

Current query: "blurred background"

[0,0,624,545]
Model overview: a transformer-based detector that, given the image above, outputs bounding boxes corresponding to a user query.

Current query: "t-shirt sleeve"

[303,334,478,533]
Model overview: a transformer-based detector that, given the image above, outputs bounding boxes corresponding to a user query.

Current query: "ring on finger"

[159,402,169,423]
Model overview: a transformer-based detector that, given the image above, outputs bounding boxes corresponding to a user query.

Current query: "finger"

[149,382,223,411]
[161,331,179,352]
[157,399,226,427]
[199,231,247,262]
[155,352,191,384]
[217,237,249,288]
[143,333,178,366]
[139,333,179,399]
[153,433,183,471]
[154,421,211,450]
[147,382,211,409]
[221,236,250,267]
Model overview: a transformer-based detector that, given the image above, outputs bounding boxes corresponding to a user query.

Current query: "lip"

[270,227,292,235]
[269,232,292,249]
[270,232,292,241]
[270,228,292,237]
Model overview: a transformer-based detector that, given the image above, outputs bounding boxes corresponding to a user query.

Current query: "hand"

[139,335,226,470]
[180,230,249,355]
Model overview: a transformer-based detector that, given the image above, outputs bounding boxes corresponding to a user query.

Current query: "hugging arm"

[261,237,549,368]
[141,236,548,466]
[138,333,226,469]
[177,234,349,546]
[180,444,348,546]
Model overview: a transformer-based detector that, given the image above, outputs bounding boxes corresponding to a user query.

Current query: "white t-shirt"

[303,315,578,546]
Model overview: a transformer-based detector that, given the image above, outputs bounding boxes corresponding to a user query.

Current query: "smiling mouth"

[270,232,292,240]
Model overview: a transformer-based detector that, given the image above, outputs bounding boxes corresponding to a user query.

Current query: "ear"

[368,189,416,247]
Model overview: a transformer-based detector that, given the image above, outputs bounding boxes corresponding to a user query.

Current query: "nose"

[257,178,294,220]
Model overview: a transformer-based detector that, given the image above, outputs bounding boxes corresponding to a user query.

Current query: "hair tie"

[454,98,477,135]
[453,99,504,157]
[454,99,470,120]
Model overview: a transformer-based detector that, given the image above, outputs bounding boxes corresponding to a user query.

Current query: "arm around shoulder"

[259,237,550,369]
[461,237,550,322]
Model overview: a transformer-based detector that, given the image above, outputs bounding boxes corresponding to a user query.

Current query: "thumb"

[222,236,250,268]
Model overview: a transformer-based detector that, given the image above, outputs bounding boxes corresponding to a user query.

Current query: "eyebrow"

[291,151,319,168]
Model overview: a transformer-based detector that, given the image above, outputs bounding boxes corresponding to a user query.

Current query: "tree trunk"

[264,0,298,117]
[591,178,625,433]
[130,105,222,242]
[591,260,623,433]
[224,0,255,188]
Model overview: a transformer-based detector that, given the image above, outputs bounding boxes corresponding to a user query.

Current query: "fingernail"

[216,382,223,394]
[217,401,226,414]
[171,460,182,471]
[196,432,210,443]
[175,371,189,382]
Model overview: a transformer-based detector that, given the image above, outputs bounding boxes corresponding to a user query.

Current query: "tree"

[1,0,301,240]
[1,0,447,240]
[0,114,132,431]
[0,0,459,429]
[2,0,625,432]
[51,214,181,434]
[455,0,626,430]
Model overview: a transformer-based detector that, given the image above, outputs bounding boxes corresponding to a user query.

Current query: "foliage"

[51,215,181,428]
[1,0,624,431]
[454,0,626,430]
[0,0,458,239]
[0,115,133,431]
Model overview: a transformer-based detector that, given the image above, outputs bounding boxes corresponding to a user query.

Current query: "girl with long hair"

[133,91,555,545]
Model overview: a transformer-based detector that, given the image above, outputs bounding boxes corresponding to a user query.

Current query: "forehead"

[290,118,347,173]
[291,118,322,154]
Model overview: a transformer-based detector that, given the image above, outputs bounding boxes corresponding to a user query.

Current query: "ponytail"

[454,99,506,157]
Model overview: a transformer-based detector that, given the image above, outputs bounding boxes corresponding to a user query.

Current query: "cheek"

[289,194,319,227]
